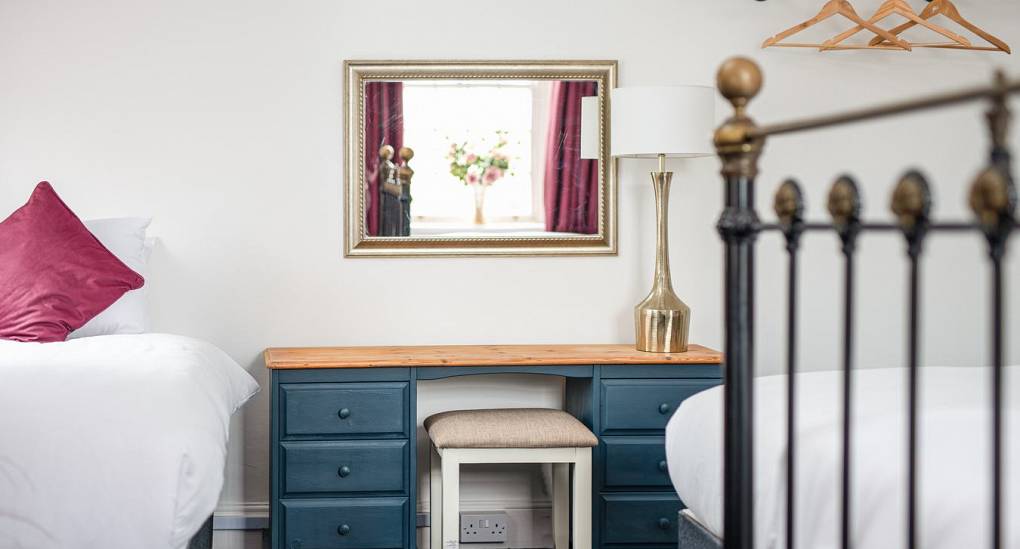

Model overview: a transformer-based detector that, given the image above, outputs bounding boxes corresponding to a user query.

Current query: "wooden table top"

[264,343,721,370]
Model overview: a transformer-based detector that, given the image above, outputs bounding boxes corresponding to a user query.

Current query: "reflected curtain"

[543,81,599,234]
[364,82,403,236]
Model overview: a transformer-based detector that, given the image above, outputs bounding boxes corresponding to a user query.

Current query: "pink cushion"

[0,182,144,342]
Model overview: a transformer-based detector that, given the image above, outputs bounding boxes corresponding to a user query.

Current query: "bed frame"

[377,144,414,237]
[702,58,1017,549]
[186,516,213,549]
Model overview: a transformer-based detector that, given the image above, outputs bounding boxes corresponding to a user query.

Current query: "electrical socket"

[460,512,509,544]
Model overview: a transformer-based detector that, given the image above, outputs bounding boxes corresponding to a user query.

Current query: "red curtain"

[364,82,403,236]
[543,81,599,234]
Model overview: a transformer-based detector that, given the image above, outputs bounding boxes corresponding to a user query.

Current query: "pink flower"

[482,166,503,185]
[464,153,478,164]
[465,172,480,185]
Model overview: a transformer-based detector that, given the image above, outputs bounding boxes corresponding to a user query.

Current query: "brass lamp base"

[635,161,691,353]
[635,292,690,353]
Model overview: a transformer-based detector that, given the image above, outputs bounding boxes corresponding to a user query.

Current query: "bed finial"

[397,146,415,184]
[986,70,1012,151]
[969,167,1012,229]
[774,179,805,228]
[717,57,762,116]
[969,69,1015,251]
[891,171,932,231]
[827,176,862,229]
[399,146,414,164]
[714,57,765,179]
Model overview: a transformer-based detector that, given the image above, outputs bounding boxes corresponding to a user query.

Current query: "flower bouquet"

[446,132,512,224]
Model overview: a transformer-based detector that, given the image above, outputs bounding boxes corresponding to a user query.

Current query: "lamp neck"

[658,153,666,174]
[651,170,674,292]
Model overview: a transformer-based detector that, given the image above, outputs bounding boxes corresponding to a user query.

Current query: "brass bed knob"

[717,57,762,115]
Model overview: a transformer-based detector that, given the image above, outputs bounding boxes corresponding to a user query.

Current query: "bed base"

[678,509,723,549]
[712,58,1016,549]
[186,515,213,549]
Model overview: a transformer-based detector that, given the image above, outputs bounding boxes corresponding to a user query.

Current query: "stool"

[425,408,598,549]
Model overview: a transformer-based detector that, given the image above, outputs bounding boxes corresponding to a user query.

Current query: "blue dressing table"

[265,344,722,549]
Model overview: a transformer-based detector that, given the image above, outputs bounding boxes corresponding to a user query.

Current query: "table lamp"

[610,86,715,353]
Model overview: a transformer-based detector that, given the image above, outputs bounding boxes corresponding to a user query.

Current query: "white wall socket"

[460,512,509,544]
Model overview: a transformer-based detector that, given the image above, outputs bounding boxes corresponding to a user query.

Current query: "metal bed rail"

[713,57,1016,549]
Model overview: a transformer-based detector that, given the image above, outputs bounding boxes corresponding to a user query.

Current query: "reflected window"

[402,81,549,233]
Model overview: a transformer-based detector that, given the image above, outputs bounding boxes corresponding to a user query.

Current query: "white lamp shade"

[610,85,715,158]
[580,96,601,160]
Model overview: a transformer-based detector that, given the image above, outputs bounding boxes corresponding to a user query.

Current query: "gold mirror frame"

[343,60,618,257]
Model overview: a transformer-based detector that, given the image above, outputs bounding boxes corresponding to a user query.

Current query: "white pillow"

[69,217,153,339]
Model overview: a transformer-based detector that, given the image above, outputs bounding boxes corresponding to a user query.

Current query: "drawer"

[281,497,407,549]
[282,382,408,437]
[601,493,682,545]
[283,440,406,495]
[601,379,719,433]
[603,436,670,488]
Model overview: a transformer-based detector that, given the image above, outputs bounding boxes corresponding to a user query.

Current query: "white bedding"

[666,366,1019,549]
[0,334,258,549]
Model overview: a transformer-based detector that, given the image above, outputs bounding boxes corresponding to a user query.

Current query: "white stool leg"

[430,444,443,549]
[441,449,461,549]
[552,463,570,549]
[571,449,592,549]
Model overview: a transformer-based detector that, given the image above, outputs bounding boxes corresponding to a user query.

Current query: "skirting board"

[212,508,553,549]
[214,500,553,531]
[213,503,269,531]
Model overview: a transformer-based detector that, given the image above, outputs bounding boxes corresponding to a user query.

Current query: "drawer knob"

[658,403,670,414]
[338,465,351,478]
[658,517,671,530]
[337,524,351,536]
[337,408,351,419]
[658,460,668,472]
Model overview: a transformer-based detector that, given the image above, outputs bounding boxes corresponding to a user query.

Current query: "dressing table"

[265,344,722,549]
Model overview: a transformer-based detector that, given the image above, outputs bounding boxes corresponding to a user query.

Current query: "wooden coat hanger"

[762,0,911,50]
[821,0,971,50]
[867,0,1011,53]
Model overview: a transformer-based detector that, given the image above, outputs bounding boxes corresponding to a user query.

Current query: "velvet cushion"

[0,182,145,342]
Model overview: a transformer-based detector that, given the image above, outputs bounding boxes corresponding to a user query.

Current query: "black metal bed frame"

[713,58,1016,549]
[378,145,413,237]
[186,515,213,549]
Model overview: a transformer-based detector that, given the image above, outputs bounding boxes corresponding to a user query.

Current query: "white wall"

[2,0,1019,546]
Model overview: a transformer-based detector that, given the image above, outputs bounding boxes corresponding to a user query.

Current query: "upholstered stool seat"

[424,408,598,449]
[426,408,594,549]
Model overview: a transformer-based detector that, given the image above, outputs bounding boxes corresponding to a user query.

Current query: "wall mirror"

[344,60,617,257]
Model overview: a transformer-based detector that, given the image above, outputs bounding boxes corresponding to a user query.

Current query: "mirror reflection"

[364,79,601,238]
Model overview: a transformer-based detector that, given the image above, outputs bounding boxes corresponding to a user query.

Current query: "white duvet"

[0,334,258,549]
[666,366,1019,549]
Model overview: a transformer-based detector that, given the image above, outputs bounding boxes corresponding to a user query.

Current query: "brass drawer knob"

[337,408,351,419]
[337,524,351,536]
[658,403,670,414]
[338,465,351,478]
[658,460,668,472]
[658,517,671,530]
